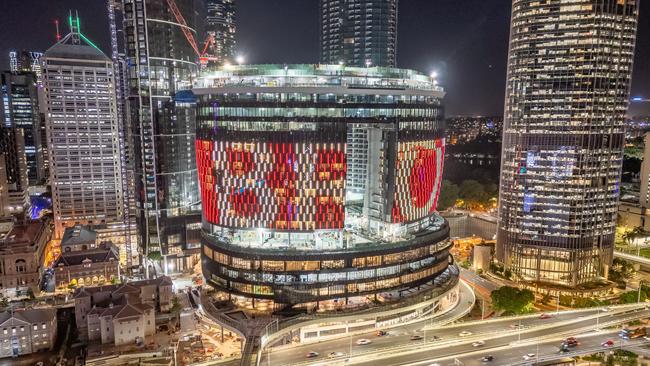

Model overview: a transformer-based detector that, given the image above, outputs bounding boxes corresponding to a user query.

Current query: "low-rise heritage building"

[0,308,57,358]
[0,218,52,298]
[74,276,173,346]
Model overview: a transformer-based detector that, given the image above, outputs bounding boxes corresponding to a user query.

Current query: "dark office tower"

[319,0,398,67]
[0,72,44,184]
[122,0,203,274]
[9,51,44,86]
[0,127,28,216]
[109,0,138,269]
[204,0,235,67]
[496,0,640,288]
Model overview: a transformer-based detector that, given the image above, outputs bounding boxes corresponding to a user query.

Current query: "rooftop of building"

[0,219,50,254]
[53,243,118,267]
[61,226,97,247]
[43,15,108,62]
[0,308,56,326]
[193,64,444,96]
[73,276,173,299]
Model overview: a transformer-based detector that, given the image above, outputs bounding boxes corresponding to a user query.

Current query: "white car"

[356,338,372,345]
[459,331,473,337]
[523,353,536,360]
[472,340,485,347]
[328,352,345,358]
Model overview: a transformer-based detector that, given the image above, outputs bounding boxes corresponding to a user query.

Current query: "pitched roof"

[54,244,118,267]
[115,304,143,320]
[0,309,55,327]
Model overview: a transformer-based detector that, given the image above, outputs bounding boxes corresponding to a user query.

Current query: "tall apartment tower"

[496,0,640,288]
[205,0,236,67]
[0,71,46,184]
[319,0,398,67]
[42,15,125,239]
[122,0,203,273]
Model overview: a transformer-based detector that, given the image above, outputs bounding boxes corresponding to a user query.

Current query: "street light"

[236,55,245,65]
[430,71,438,79]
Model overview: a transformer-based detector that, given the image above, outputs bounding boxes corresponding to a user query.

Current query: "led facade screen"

[392,138,445,223]
[197,139,346,231]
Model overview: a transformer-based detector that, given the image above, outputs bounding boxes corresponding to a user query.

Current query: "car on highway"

[328,352,345,358]
[510,323,527,330]
[458,331,472,337]
[523,353,536,360]
[306,351,319,358]
[539,313,552,319]
[472,340,485,347]
[376,330,387,336]
[601,340,614,347]
[431,335,441,341]
[410,335,424,341]
[481,355,494,362]
[356,339,372,345]
[564,337,579,347]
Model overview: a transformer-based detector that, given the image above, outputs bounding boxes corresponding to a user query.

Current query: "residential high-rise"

[195,65,452,309]
[42,15,125,240]
[205,0,236,67]
[0,127,28,216]
[496,0,640,288]
[122,0,203,273]
[0,71,45,183]
[319,0,398,67]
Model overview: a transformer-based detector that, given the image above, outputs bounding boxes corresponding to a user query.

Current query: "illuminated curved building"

[194,65,452,307]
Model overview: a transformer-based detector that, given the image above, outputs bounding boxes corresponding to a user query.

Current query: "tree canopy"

[490,286,535,315]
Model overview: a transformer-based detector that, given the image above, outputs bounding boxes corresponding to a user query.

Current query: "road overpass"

[264,303,650,365]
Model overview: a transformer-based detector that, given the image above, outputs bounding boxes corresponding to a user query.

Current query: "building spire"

[69,10,81,45]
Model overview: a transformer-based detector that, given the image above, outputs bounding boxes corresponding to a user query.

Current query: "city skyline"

[1,0,648,117]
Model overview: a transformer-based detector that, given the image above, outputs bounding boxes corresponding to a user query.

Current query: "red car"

[601,340,614,347]
[376,330,387,336]
[539,313,552,319]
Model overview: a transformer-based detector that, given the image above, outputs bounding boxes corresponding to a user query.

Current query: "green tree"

[147,251,163,261]
[459,180,490,209]
[437,180,460,210]
[619,290,646,304]
[610,258,636,283]
[490,286,535,315]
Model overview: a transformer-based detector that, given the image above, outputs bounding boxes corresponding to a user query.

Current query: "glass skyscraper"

[122,0,203,273]
[205,0,236,67]
[319,0,398,67]
[496,0,639,288]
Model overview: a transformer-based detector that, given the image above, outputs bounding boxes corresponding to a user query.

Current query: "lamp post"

[638,280,644,303]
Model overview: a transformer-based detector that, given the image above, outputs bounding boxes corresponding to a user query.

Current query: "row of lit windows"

[203,241,448,271]
[218,260,448,297]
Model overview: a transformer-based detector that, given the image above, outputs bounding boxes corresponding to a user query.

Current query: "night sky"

[0,0,648,116]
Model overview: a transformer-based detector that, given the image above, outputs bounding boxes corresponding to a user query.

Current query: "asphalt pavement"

[267,305,650,365]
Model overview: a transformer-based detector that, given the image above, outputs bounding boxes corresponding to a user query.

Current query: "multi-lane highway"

[264,304,650,366]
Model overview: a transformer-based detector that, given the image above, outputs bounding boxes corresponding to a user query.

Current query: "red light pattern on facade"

[392,138,445,223]
[316,149,347,181]
[409,147,438,208]
[196,140,346,231]
[227,145,255,176]
[196,140,219,224]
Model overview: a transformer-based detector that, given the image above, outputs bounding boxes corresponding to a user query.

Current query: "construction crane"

[166,0,219,66]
